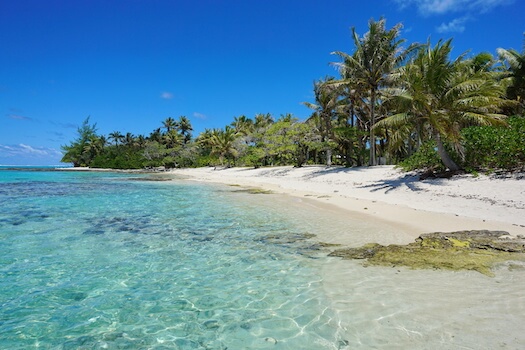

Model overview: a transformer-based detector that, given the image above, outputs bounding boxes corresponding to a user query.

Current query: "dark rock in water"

[62,291,88,301]
[84,215,175,236]
[62,335,97,349]
[83,229,105,235]
[203,319,220,329]
[329,230,525,277]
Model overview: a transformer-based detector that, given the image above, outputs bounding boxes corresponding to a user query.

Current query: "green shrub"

[398,141,444,171]
[462,116,525,171]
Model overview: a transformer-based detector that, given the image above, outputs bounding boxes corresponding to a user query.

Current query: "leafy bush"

[398,140,445,171]
[462,116,525,171]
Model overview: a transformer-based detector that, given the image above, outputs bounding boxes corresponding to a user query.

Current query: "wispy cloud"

[48,120,78,129]
[436,16,469,33]
[0,143,62,158]
[7,114,32,121]
[47,131,66,142]
[193,112,207,120]
[394,0,514,16]
[160,91,174,100]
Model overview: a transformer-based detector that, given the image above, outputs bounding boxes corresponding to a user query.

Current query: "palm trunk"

[434,131,460,171]
[369,89,376,166]
[345,141,352,167]
[356,117,365,166]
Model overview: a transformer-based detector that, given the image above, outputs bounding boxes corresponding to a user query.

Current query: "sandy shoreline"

[168,165,525,241]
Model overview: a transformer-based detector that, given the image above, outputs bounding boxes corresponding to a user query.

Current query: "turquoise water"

[4,169,525,349]
[0,169,348,349]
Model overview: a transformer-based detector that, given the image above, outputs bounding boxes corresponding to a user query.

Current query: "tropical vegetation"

[62,18,525,173]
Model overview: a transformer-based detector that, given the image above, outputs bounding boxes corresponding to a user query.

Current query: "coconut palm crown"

[377,39,509,171]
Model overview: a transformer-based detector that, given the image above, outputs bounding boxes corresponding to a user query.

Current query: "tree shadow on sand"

[303,166,450,194]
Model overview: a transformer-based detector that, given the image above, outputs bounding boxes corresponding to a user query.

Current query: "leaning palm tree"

[332,18,419,165]
[378,39,509,171]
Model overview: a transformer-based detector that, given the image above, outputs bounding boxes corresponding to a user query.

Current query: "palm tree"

[108,131,124,146]
[124,132,136,147]
[231,115,254,136]
[162,117,177,133]
[332,18,418,165]
[378,39,508,171]
[303,77,341,166]
[196,128,214,147]
[177,116,193,144]
[254,113,274,130]
[329,54,370,166]
[135,135,147,149]
[497,36,525,114]
[83,135,106,164]
[163,129,182,149]
[209,127,239,166]
[149,128,163,143]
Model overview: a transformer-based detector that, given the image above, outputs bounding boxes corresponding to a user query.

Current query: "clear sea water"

[0,168,350,349]
[2,168,525,350]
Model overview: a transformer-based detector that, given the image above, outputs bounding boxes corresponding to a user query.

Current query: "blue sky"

[1,0,523,165]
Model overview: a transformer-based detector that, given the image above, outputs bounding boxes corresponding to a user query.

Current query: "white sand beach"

[170,165,525,241]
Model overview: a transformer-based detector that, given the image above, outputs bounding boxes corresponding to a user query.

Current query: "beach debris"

[329,230,525,276]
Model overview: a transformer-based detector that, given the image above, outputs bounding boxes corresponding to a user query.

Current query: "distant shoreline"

[11,164,524,242]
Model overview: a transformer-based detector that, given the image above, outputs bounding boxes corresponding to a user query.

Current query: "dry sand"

[169,165,525,240]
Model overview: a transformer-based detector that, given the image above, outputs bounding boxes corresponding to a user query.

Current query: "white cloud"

[193,112,207,120]
[436,16,468,33]
[7,114,32,121]
[395,0,514,15]
[19,144,49,156]
[160,92,174,100]
[0,144,61,158]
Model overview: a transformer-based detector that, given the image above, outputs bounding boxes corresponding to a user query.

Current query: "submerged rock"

[329,230,525,277]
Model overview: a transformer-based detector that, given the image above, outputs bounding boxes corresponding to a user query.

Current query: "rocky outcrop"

[329,230,525,276]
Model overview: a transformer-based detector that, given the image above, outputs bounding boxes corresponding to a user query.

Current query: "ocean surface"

[1,168,525,349]
[0,168,351,349]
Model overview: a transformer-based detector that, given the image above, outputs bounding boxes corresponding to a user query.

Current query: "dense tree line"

[62,18,525,172]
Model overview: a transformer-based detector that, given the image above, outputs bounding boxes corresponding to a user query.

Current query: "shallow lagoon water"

[1,169,525,349]
[1,170,351,349]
